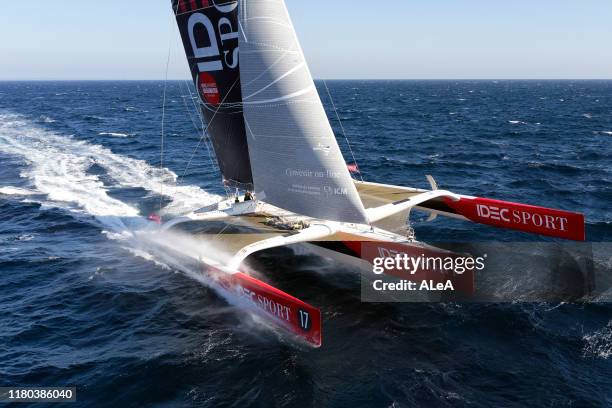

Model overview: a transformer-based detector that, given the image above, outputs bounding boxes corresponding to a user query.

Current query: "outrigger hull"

[355,180,585,241]
[208,266,322,347]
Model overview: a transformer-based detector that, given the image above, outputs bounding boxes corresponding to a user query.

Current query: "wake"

[0,112,232,291]
[0,112,220,224]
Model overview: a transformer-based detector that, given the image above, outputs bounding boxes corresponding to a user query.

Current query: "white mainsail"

[238,0,368,224]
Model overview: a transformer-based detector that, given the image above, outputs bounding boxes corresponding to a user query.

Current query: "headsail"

[238,0,369,224]
[172,0,253,189]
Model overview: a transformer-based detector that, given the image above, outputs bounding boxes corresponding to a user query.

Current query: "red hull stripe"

[212,269,322,347]
[445,196,585,241]
[343,241,362,257]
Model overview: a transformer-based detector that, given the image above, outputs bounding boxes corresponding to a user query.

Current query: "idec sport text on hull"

[476,204,568,232]
[187,1,239,73]
[237,286,292,323]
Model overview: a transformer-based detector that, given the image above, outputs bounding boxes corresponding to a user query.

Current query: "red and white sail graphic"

[198,73,221,106]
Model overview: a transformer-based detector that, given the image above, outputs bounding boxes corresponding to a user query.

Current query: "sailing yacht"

[163,0,585,347]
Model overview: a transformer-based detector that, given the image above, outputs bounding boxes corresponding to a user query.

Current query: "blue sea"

[0,80,611,407]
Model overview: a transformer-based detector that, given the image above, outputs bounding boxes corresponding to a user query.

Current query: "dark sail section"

[172,0,253,189]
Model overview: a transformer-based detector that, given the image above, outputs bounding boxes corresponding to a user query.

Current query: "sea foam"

[0,112,221,222]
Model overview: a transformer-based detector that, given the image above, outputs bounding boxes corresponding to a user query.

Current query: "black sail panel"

[172,0,253,189]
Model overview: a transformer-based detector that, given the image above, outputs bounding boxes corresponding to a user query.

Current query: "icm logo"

[324,186,348,197]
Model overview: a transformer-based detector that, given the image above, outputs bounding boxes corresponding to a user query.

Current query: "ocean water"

[0,80,611,407]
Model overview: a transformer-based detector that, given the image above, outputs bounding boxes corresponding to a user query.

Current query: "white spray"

[0,112,279,341]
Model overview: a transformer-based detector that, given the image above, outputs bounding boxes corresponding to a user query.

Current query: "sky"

[0,0,611,80]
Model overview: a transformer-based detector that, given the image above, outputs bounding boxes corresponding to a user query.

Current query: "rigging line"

[159,9,175,215]
[175,78,199,128]
[178,68,214,166]
[323,80,364,182]
[180,79,214,162]
[171,22,206,132]
[180,84,218,177]
[213,222,233,240]
[178,74,241,184]
[223,184,234,201]
[180,73,204,127]
[178,82,202,132]
[177,80,208,152]
[186,82,205,128]
[160,81,167,214]
[172,28,206,129]
[178,83,218,174]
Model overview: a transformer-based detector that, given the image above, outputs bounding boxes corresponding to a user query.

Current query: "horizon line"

[1,78,612,82]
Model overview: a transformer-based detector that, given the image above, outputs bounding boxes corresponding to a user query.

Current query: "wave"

[598,131,612,136]
[0,233,36,242]
[83,115,105,122]
[0,186,38,196]
[583,321,612,359]
[38,115,56,123]
[98,132,132,138]
[508,120,527,125]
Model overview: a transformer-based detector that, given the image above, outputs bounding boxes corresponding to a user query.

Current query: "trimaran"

[155,0,586,347]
